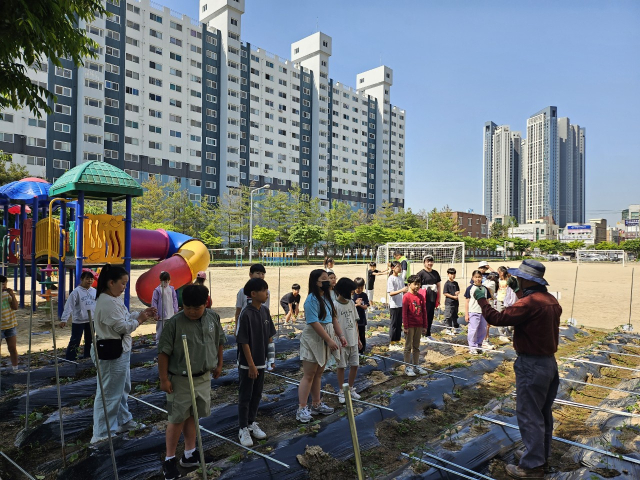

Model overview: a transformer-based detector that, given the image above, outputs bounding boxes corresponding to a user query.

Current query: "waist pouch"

[96,337,123,360]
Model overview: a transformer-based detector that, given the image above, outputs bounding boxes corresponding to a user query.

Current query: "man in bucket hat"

[473,260,561,479]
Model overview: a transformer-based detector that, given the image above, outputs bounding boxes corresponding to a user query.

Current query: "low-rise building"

[560,218,607,246]
[451,211,489,238]
[508,221,558,242]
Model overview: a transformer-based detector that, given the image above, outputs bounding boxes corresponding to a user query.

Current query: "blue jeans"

[65,323,91,360]
[91,347,133,441]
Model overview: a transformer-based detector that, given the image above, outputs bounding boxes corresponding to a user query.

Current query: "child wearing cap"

[193,271,212,308]
[59,270,97,360]
[152,271,179,342]
[158,284,225,479]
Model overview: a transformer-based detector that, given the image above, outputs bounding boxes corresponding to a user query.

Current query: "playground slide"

[131,229,209,305]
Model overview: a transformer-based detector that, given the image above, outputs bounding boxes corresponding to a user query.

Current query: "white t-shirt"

[236,287,271,311]
[465,285,486,314]
[334,298,359,347]
[387,275,404,309]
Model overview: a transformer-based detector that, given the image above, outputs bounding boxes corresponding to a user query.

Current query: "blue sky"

[162,0,640,226]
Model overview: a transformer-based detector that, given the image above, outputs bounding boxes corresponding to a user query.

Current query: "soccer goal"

[376,242,466,280]
[576,249,627,266]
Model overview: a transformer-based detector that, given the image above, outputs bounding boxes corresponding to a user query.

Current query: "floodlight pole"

[248,185,269,264]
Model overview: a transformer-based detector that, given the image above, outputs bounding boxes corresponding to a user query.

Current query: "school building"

[0,0,406,212]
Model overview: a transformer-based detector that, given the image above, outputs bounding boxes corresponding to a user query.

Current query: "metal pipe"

[277,267,281,337]
[0,451,36,480]
[422,338,506,354]
[49,276,66,466]
[30,198,38,312]
[560,357,640,373]
[343,383,364,480]
[628,267,634,331]
[570,265,578,322]
[559,377,639,396]
[552,398,640,419]
[128,395,290,468]
[474,414,640,466]
[24,290,34,430]
[182,335,207,480]
[88,312,119,480]
[124,195,132,308]
[400,453,483,480]
[266,370,394,412]
[368,353,467,381]
[420,452,496,480]
[38,352,80,366]
[75,192,84,290]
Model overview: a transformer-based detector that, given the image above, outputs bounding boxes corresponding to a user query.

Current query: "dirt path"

[5,260,639,357]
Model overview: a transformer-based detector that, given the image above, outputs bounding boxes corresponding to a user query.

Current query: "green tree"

[0,151,29,185]
[533,240,564,254]
[594,241,620,251]
[426,206,464,235]
[288,223,324,260]
[0,0,108,116]
[324,200,361,255]
[334,230,356,258]
[257,189,293,241]
[354,223,391,249]
[490,222,509,239]
[507,237,531,255]
[566,240,586,251]
[621,239,640,257]
[252,225,278,246]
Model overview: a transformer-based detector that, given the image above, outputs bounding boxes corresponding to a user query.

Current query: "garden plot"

[0,319,638,480]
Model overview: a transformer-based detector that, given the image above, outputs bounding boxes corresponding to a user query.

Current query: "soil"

[6,261,640,357]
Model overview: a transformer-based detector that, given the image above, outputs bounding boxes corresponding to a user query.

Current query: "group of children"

[46,255,520,479]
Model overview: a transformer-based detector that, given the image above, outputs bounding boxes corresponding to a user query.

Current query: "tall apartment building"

[523,106,559,224]
[489,125,521,222]
[483,106,585,228]
[0,0,406,212]
[557,117,585,226]
[482,121,497,219]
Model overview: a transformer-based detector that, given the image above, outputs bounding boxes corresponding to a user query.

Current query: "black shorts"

[280,302,290,314]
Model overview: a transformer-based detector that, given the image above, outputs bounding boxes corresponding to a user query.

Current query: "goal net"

[375,242,466,280]
[576,249,627,266]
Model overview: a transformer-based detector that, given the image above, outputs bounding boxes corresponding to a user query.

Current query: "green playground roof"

[49,161,143,200]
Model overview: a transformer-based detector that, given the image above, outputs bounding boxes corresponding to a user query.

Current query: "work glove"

[473,288,487,301]
[507,276,519,293]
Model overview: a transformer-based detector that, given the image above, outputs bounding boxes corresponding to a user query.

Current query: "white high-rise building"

[523,106,559,223]
[0,0,406,212]
[482,121,497,219]
[490,125,521,222]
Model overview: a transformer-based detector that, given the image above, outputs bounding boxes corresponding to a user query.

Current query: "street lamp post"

[249,184,270,263]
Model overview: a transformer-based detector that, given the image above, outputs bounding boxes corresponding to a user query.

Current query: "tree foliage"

[0,151,30,185]
[621,239,640,257]
[0,0,108,116]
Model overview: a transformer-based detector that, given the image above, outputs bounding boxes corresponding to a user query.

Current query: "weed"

[228,452,243,464]
[79,395,95,409]
[134,381,152,394]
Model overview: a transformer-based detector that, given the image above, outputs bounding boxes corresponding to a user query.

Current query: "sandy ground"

[5,260,640,356]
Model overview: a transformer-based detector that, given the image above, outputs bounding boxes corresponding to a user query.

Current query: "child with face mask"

[152,271,179,342]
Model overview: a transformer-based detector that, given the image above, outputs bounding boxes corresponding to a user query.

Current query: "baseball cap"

[197,271,207,279]
[478,261,489,268]
[423,255,434,262]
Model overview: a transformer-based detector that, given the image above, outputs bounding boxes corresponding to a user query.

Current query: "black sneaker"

[179,450,214,468]
[163,457,181,480]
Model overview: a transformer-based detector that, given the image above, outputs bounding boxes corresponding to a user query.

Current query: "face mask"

[321,280,331,290]
[161,281,170,288]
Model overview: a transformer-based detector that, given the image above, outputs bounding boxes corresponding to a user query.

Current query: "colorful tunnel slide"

[131,228,209,305]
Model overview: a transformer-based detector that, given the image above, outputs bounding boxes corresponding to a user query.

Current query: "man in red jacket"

[473,260,561,480]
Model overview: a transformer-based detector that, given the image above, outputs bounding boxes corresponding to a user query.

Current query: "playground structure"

[258,242,297,267]
[0,162,209,315]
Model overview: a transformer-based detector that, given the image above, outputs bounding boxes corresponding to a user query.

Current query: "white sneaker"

[116,420,145,433]
[248,422,267,439]
[239,427,253,447]
[482,341,495,350]
[296,406,313,423]
[350,387,361,400]
[415,367,429,375]
[426,336,437,343]
[338,390,345,404]
[405,366,416,376]
[389,342,403,351]
[310,402,334,415]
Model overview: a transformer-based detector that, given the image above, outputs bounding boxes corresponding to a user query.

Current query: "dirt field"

[7,260,640,356]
